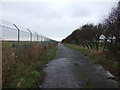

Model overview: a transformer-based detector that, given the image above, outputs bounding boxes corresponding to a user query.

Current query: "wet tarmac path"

[41,43,118,88]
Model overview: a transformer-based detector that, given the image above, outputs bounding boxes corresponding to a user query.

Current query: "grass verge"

[65,44,119,78]
[3,42,57,88]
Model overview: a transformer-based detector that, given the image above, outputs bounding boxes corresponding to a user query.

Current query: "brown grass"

[2,41,57,88]
[94,51,119,77]
[2,47,16,85]
[16,43,42,63]
[82,47,118,77]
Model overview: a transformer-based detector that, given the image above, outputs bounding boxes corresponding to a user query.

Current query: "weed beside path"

[2,41,57,88]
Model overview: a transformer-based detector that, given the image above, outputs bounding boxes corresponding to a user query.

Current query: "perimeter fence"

[1,20,58,87]
[0,20,56,44]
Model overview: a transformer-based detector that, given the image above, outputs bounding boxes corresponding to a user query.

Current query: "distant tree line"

[62,1,120,54]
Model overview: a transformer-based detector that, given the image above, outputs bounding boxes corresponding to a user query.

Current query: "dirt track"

[41,43,118,88]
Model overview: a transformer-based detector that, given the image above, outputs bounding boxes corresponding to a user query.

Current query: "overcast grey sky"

[1,0,119,41]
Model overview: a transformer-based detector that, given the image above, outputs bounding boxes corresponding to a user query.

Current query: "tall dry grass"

[16,43,42,63]
[2,46,16,85]
[2,41,56,87]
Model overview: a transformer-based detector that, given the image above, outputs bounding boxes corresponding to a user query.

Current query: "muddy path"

[41,43,118,88]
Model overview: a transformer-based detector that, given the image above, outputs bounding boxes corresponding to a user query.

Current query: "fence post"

[35,32,38,42]
[27,29,32,42]
[13,24,20,43]
[37,35,38,42]
[40,35,42,43]
[43,36,45,43]
[41,36,43,44]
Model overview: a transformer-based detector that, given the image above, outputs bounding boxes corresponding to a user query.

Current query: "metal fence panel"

[1,25,18,41]
[0,20,57,43]
[20,30,30,41]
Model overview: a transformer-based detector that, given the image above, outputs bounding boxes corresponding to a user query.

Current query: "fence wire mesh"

[0,20,56,43]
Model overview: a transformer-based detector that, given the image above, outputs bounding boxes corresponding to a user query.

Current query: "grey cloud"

[2,1,117,41]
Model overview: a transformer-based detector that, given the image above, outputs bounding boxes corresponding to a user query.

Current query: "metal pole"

[44,37,46,41]
[38,35,39,42]
[41,36,43,43]
[41,36,43,44]
[40,35,42,42]
[13,24,20,43]
[43,36,44,43]
[43,37,45,42]
[35,32,38,42]
[27,29,32,42]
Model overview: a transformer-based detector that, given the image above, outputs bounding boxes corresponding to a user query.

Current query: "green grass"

[6,69,44,88]
[74,62,80,66]
[65,44,91,57]
[40,46,57,64]
[3,42,57,88]
[2,41,50,50]
[84,78,97,88]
